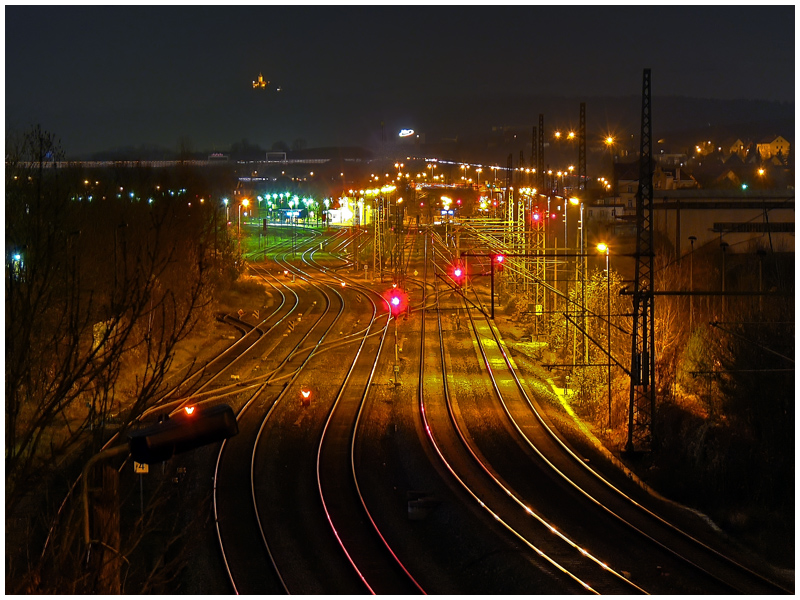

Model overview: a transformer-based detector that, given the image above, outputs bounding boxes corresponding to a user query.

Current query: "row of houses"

[656,135,790,166]
[704,135,791,162]
[590,132,794,256]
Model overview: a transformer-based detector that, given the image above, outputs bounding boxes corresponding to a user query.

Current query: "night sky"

[5,4,795,157]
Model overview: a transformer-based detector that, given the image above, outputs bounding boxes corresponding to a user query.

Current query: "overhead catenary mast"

[626,68,656,453]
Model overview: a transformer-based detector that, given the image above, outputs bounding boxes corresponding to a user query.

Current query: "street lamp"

[597,243,612,429]
[288,198,296,256]
[605,135,616,182]
[565,195,580,291]
[721,241,729,313]
[238,199,249,251]
[688,235,697,331]
[757,248,766,314]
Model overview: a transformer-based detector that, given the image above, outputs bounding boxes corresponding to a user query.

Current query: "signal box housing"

[129,404,238,464]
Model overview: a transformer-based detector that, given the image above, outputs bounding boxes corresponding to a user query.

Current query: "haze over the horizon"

[5,5,795,156]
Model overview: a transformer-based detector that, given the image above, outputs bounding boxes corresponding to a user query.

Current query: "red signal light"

[385,287,407,316]
[452,264,466,287]
[184,406,196,416]
[533,212,540,221]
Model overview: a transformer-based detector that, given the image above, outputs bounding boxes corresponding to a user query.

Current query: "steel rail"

[417,252,600,594]
[466,299,791,594]
[300,239,425,593]
[216,248,344,593]
[456,301,648,592]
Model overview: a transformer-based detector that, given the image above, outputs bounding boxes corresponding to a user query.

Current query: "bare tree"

[5,126,220,592]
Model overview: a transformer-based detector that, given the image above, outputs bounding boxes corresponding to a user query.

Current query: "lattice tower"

[374,196,387,279]
[533,198,546,334]
[627,69,656,453]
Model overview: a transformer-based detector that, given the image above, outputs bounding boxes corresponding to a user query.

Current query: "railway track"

[47,224,791,595]
[419,250,641,594]
[215,237,425,593]
[457,289,792,594]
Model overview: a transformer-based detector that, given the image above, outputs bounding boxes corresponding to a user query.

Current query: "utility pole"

[579,101,588,363]
[605,247,611,429]
[533,195,546,337]
[578,102,587,193]
[352,195,359,271]
[374,196,386,281]
[537,114,545,192]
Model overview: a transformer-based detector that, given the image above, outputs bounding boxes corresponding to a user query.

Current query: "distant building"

[652,189,794,257]
[252,73,268,89]
[612,160,647,210]
[756,135,790,161]
[654,166,697,191]
[655,150,688,167]
[604,158,793,257]
[727,138,748,160]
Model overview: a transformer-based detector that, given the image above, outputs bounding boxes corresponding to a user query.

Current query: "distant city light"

[398,129,414,137]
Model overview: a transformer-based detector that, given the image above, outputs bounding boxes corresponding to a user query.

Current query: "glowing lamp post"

[597,243,611,429]
[605,135,615,182]
[238,199,249,251]
[490,254,504,319]
[288,198,296,256]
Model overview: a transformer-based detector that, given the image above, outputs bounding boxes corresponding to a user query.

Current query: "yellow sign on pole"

[134,461,149,474]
